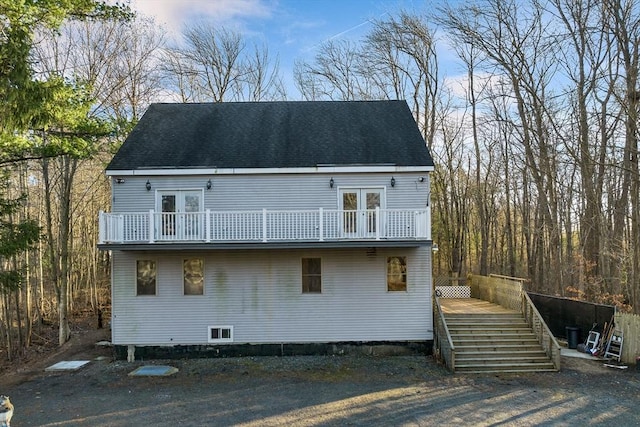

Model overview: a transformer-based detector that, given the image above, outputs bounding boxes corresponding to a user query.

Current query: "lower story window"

[302,257,322,293]
[136,260,157,295]
[387,256,407,291]
[208,326,233,343]
[183,258,204,295]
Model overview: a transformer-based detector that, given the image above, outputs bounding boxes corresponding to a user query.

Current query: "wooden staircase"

[444,311,557,374]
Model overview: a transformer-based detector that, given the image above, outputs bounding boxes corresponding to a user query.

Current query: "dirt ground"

[1,320,639,427]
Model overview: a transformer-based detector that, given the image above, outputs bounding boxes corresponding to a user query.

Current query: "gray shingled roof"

[106,100,434,171]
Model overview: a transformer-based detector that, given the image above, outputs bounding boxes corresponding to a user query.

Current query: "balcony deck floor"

[439,298,519,315]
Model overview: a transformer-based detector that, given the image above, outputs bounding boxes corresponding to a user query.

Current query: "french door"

[340,188,384,237]
[157,190,203,240]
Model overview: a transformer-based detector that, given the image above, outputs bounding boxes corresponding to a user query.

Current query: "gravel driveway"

[2,350,639,426]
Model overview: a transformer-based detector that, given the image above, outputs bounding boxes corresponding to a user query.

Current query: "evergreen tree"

[0,0,131,347]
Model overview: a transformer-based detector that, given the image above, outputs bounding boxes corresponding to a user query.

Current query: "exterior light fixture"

[419,176,425,182]
[206,179,212,190]
[115,178,125,184]
[390,177,396,187]
[145,180,151,191]
[329,177,334,188]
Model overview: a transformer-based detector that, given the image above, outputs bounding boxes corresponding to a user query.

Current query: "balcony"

[98,208,430,246]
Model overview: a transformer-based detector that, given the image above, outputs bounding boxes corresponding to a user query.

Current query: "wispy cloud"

[129,0,274,34]
[280,19,325,46]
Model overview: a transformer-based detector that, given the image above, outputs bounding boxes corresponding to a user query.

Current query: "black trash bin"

[566,326,581,349]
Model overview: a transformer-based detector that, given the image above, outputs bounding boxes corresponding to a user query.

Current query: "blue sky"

[128,0,457,97]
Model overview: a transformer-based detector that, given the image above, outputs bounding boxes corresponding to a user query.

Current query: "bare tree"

[437,0,565,291]
[295,12,441,148]
[242,44,286,101]
[548,0,615,298]
[35,16,165,121]
[604,0,640,312]
[163,24,284,102]
[453,43,492,275]
[294,40,366,101]
[28,14,165,344]
[366,12,440,147]
[102,18,166,121]
[431,105,472,277]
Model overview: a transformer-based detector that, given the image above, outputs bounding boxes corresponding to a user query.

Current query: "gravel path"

[2,352,639,426]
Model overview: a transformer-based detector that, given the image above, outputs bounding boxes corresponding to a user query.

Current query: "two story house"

[98,100,435,359]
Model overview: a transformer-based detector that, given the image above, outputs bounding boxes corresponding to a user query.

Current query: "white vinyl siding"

[110,247,432,346]
[110,172,430,213]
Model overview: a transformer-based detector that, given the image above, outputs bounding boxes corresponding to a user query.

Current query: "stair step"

[444,314,523,320]
[449,329,535,338]
[455,362,556,372]
[438,306,557,373]
[453,338,540,345]
[455,344,545,352]
[456,367,558,374]
[447,322,531,329]
[454,340,541,346]
[446,314,524,317]
[456,350,548,359]
[458,344,546,350]
[455,356,552,365]
[447,321,531,329]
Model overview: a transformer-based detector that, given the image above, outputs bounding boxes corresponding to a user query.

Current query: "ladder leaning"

[604,330,623,362]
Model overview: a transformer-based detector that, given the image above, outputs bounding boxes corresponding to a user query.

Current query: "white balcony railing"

[98,208,431,244]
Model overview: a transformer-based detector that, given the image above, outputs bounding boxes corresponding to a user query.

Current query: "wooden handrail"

[522,291,561,370]
[469,274,561,371]
[489,273,529,283]
[433,297,456,371]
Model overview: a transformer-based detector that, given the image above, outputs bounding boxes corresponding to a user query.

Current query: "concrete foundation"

[115,340,432,361]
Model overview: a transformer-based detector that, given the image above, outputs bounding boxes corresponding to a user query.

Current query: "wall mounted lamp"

[115,178,125,184]
[206,179,212,190]
[390,177,396,187]
[419,176,425,182]
[329,177,334,188]
[145,180,151,191]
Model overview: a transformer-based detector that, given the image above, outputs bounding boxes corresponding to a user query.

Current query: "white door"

[340,188,383,237]
[157,190,202,240]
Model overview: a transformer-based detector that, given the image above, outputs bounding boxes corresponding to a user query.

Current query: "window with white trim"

[208,326,233,343]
